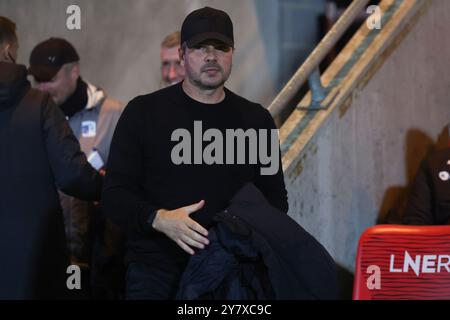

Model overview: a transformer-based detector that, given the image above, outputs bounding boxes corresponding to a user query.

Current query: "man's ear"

[0,43,9,62]
[178,47,185,65]
[71,63,80,80]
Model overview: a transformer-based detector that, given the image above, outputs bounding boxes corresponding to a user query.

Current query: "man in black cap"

[28,38,124,298]
[103,7,288,299]
[0,16,102,299]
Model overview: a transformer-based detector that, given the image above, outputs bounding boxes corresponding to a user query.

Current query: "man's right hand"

[152,200,209,255]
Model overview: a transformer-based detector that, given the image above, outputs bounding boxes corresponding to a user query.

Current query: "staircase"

[276,0,450,285]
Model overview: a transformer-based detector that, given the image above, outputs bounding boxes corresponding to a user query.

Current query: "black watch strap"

[147,209,158,228]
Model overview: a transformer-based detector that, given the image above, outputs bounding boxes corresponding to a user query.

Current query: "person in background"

[0,16,102,299]
[160,31,185,87]
[403,145,450,225]
[28,38,125,298]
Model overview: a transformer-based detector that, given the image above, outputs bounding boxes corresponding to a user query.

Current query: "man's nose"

[204,47,217,62]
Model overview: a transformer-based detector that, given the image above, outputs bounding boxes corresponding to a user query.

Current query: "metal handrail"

[268,0,372,119]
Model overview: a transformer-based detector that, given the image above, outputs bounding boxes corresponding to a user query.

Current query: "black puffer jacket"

[0,62,102,299]
[403,148,450,225]
[177,183,338,300]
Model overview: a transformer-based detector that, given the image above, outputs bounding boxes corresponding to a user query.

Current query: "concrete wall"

[1,0,326,107]
[279,0,326,88]
[0,0,278,106]
[285,0,450,279]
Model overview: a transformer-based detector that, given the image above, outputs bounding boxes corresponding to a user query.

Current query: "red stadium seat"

[353,225,450,300]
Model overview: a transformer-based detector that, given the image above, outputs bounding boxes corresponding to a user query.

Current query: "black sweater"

[103,82,288,265]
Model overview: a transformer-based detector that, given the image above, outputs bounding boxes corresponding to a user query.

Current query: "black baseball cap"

[28,38,79,81]
[181,7,234,49]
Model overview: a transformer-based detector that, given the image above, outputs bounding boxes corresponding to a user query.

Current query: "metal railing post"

[268,0,371,118]
[299,68,331,110]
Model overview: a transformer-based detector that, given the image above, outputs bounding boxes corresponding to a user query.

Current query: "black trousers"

[125,261,185,300]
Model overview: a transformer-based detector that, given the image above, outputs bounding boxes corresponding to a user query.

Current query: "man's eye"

[191,44,231,52]
[215,45,231,52]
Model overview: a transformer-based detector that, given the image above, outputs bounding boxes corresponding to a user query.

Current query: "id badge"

[81,121,96,138]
